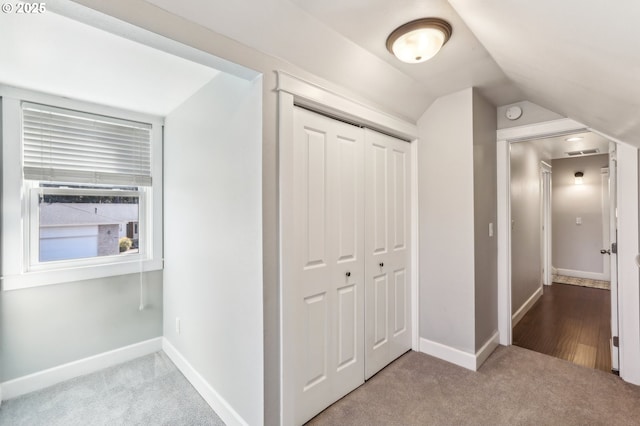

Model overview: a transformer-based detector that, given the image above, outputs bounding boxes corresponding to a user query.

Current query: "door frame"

[601,166,611,281]
[540,161,552,286]
[497,118,640,384]
[276,71,420,424]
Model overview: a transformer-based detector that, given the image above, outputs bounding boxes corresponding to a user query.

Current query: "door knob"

[379,262,384,268]
[345,271,351,277]
[600,249,611,255]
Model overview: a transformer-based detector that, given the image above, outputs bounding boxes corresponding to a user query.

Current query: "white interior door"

[609,143,619,371]
[290,107,365,424]
[364,129,412,379]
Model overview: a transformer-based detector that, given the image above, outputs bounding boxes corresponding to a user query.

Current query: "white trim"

[278,90,295,426]
[540,162,552,286]
[419,332,499,372]
[419,338,476,371]
[2,259,163,291]
[0,337,162,401]
[496,118,587,142]
[616,144,640,385]
[496,139,511,345]
[607,145,620,372]
[411,138,420,350]
[276,71,417,141]
[162,339,248,426]
[475,331,500,370]
[554,268,608,281]
[601,167,611,281]
[512,286,543,327]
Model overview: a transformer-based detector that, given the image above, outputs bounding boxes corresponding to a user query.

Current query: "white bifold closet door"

[290,107,411,424]
[291,107,365,425]
[363,129,412,379]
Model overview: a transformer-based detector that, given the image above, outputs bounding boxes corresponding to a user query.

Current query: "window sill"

[1,258,163,291]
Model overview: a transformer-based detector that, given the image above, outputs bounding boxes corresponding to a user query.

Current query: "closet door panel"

[364,129,412,379]
[291,107,365,425]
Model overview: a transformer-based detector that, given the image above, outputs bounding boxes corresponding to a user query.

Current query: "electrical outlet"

[176,317,181,335]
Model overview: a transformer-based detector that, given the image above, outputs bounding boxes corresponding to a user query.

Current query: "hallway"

[513,283,611,372]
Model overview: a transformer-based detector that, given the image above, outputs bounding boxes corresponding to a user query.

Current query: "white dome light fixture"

[386,18,452,64]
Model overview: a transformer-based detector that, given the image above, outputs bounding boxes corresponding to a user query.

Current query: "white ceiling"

[0,9,220,116]
[521,131,610,160]
[144,0,522,122]
[142,0,640,147]
[448,0,640,146]
[289,0,520,106]
[4,0,638,147]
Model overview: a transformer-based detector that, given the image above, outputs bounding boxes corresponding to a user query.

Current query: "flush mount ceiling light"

[386,18,452,64]
[566,137,584,142]
[574,171,584,185]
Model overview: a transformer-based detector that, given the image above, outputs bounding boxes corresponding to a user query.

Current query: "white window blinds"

[22,102,152,186]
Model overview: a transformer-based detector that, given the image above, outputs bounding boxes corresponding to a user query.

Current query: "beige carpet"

[552,274,610,290]
[308,346,640,425]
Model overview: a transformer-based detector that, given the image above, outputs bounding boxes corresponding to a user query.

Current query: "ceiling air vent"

[566,149,599,156]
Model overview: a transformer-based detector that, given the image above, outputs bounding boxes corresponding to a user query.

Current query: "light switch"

[576,217,582,225]
[489,222,494,237]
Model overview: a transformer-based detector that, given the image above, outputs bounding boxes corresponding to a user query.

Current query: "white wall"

[509,141,549,314]
[55,1,411,421]
[552,154,609,276]
[418,88,476,353]
[1,90,162,383]
[472,90,498,351]
[163,73,263,425]
[0,271,162,381]
[497,100,564,129]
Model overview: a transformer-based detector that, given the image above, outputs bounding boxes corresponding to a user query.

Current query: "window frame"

[1,85,164,290]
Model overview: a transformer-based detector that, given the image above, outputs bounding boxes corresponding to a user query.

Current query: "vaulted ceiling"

[142,0,640,147]
[448,0,640,146]
[5,0,638,146]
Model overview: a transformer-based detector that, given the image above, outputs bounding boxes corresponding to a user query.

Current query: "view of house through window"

[38,185,140,262]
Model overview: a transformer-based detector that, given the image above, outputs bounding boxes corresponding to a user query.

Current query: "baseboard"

[162,338,247,426]
[512,286,543,327]
[419,338,476,371]
[1,337,162,401]
[475,331,500,370]
[555,268,607,281]
[419,331,500,372]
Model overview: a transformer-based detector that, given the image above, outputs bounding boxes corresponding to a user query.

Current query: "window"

[1,89,163,289]
[31,185,142,263]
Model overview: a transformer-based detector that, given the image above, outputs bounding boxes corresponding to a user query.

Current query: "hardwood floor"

[512,282,612,372]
